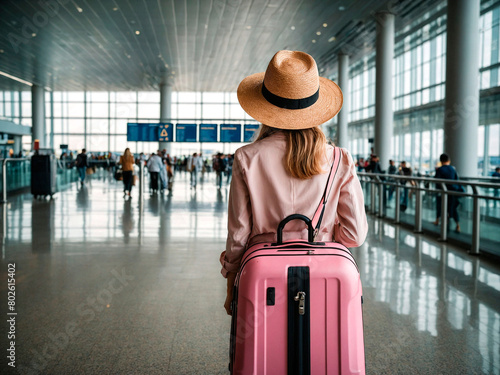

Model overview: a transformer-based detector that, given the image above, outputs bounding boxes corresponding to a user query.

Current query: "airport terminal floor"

[1,170,499,375]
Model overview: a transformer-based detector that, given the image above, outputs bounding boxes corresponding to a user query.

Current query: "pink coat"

[220,131,368,277]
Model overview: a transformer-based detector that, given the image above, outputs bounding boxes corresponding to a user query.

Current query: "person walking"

[213,153,227,189]
[75,148,88,185]
[365,154,386,213]
[147,152,163,194]
[219,50,368,315]
[365,154,384,174]
[166,154,175,190]
[492,167,500,207]
[226,154,234,184]
[387,159,397,201]
[399,161,412,211]
[187,152,203,189]
[119,148,135,197]
[493,167,500,180]
[433,153,462,233]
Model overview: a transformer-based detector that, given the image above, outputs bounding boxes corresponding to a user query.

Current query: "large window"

[46,90,255,155]
[480,7,500,89]
[349,54,376,123]
[347,2,500,175]
[0,90,30,126]
[393,16,447,112]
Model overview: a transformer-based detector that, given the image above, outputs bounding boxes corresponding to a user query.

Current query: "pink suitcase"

[228,148,366,375]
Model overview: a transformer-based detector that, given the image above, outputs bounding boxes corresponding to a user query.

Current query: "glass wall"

[0,90,31,126]
[347,1,500,176]
[480,6,500,89]
[45,90,254,156]
[349,53,376,123]
[393,17,446,111]
[0,89,256,157]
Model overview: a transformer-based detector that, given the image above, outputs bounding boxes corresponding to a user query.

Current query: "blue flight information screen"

[244,124,260,142]
[220,124,242,143]
[176,123,197,142]
[158,123,173,142]
[127,123,160,141]
[146,123,159,142]
[127,123,139,141]
[199,124,218,142]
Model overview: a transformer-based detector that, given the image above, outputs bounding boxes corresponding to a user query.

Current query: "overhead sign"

[158,123,173,142]
[199,124,218,142]
[220,124,241,143]
[176,123,197,142]
[127,123,160,142]
[127,122,257,143]
[244,124,260,142]
[147,123,159,142]
[127,123,139,141]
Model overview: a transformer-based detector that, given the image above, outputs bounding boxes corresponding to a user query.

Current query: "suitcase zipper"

[294,292,306,315]
[288,267,311,375]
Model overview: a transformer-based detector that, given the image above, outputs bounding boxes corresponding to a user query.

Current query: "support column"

[483,125,490,176]
[50,91,54,151]
[13,135,22,156]
[337,53,349,148]
[444,0,480,177]
[159,73,172,153]
[31,85,46,149]
[374,11,395,172]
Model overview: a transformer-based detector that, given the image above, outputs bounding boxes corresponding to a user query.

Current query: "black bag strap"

[310,147,342,239]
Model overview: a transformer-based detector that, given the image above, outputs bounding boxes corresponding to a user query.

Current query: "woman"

[220,50,368,315]
[119,148,135,197]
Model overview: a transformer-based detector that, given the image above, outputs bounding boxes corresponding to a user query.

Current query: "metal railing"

[138,162,145,202]
[358,172,500,256]
[0,158,80,203]
[1,158,30,203]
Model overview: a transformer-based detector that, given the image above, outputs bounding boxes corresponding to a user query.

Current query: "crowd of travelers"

[49,145,500,217]
[68,148,234,198]
[136,150,234,194]
[351,150,499,233]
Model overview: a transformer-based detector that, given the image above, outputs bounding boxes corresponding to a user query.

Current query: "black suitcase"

[150,172,159,190]
[114,168,123,181]
[31,154,57,198]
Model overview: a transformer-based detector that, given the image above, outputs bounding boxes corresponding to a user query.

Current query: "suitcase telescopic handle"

[276,214,314,245]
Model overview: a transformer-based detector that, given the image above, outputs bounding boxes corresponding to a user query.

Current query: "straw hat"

[237,50,343,129]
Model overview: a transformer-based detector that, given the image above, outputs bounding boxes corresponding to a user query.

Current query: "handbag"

[114,168,123,181]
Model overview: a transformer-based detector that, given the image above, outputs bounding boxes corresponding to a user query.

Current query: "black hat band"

[262,83,319,110]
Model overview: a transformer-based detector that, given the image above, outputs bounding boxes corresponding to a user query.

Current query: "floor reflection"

[31,199,55,253]
[0,173,499,373]
[76,184,90,210]
[121,197,134,242]
[1,173,229,245]
[358,218,500,373]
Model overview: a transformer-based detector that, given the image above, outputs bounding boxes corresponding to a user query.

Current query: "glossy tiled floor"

[1,170,499,374]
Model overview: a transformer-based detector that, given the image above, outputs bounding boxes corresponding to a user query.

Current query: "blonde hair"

[255,125,327,179]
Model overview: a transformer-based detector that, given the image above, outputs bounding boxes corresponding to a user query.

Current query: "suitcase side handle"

[277,214,314,244]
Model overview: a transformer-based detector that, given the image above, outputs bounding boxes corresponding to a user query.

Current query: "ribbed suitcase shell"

[230,240,365,375]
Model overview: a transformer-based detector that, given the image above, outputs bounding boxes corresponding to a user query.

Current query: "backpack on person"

[213,158,221,172]
[76,154,84,168]
[188,157,195,172]
[220,158,228,172]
